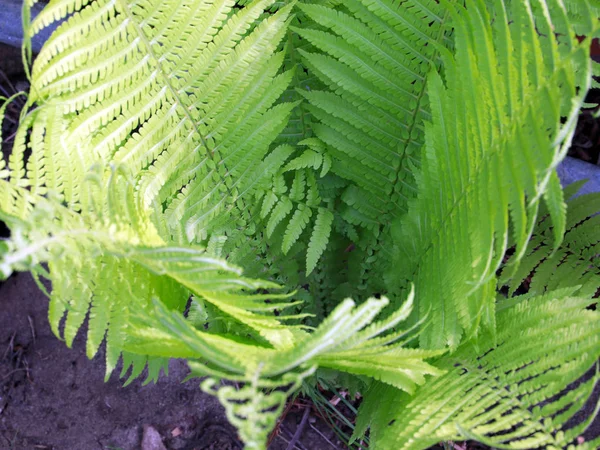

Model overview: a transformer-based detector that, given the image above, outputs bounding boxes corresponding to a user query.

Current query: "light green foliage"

[392,0,594,349]
[357,289,600,449]
[124,288,440,447]
[0,0,599,449]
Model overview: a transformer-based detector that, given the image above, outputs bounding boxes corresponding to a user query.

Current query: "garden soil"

[0,273,342,450]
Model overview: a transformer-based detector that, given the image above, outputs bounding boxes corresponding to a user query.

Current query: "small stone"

[141,425,167,450]
[171,426,183,437]
[557,157,600,197]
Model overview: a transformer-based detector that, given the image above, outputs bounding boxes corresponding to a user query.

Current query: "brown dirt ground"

[0,273,343,450]
[0,273,241,450]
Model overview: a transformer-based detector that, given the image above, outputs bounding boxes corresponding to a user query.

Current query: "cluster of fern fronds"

[1,0,600,448]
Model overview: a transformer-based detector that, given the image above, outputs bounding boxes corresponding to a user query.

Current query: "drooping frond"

[1,0,303,379]
[0,173,297,375]
[356,289,600,449]
[1,171,441,448]
[391,0,597,348]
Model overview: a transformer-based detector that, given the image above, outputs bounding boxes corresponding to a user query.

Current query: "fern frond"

[295,0,450,224]
[0,174,301,369]
[0,0,308,382]
[307,207,334,274]
[15,0,296,247]
[500,190,600,298]
[283,0,453,296]
[282,203,312,253]
[360,289,600,449]
[391,0,595,348]
[199,366,314,450]
[119,353,169,387]
[266,196,294,237]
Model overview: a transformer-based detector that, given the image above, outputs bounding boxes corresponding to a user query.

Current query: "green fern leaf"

[266,197,293,237]
[260,191,278,219]
[283,149,323,172]
[284,0,452,295]
[306,207,334,274]
[282,204,312,254]
[501,190,600,299]
[294,0,449,224]
[289,170,306,202]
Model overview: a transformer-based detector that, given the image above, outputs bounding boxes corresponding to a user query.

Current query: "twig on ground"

[0,368,28,381]
[277,425,308,450]
[285,406,310,450]
[275,431,295,448]
[2,332,16,360]
[27,316,35,343]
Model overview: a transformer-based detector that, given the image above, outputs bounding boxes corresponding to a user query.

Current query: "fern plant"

[1,0,599,449]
